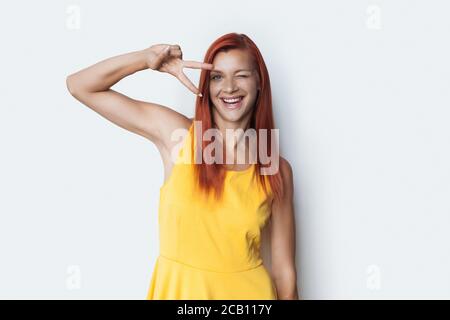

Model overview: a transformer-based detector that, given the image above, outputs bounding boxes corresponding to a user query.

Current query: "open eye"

[211,75,221,80]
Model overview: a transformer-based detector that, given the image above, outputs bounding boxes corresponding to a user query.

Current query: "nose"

[222,77,239,94]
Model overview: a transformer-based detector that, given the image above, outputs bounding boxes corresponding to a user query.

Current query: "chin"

[217,107,252,123]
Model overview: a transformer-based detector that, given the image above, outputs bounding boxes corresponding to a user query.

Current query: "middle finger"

[183,60,214,71]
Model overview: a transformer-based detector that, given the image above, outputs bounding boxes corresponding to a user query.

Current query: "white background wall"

[0,0,449,299]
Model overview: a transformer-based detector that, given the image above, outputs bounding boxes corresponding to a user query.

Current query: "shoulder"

[155,114,192,162]
[278,156,294,200]
[279,157,293,182]
[161,116,192,147]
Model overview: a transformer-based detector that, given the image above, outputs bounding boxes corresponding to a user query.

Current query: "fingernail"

[165,45,170,51]
[198,93,203,97]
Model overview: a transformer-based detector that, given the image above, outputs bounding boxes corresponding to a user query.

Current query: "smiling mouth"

[220,96,244,109]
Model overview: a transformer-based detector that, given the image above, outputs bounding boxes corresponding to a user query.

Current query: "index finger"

[177,71,200,96]
[183,60,214,70]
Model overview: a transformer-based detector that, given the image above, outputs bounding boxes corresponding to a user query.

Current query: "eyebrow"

[210,69,253,74]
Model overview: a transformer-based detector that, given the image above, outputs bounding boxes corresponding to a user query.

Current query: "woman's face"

[209,48,260,125]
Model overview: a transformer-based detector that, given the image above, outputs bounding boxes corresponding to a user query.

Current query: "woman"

[66,32,298,300]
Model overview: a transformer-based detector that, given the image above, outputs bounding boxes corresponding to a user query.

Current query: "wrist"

[132,49,151,72]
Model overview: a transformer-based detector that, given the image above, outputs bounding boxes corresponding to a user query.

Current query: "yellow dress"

[146,122,277,300]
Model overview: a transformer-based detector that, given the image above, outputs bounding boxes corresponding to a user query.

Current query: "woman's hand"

[145,44,213,96]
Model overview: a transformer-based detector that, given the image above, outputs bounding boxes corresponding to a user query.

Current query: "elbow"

[272,268,299,300]
[66,75,77,96]
[276,280,299,300]
[278,292,299,300]
[66,74,83,98]
[276,283,299,300]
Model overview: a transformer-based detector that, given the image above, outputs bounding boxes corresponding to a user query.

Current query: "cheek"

[240,79,258,92]
[247,90,260,107]
[208,84,219,96]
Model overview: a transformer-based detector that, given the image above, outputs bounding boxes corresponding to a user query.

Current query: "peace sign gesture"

[145,44,214,96]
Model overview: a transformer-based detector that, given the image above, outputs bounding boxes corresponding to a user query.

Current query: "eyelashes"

[210,75,249,81]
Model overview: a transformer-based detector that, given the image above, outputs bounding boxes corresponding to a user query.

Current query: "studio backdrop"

[0,0,449,299]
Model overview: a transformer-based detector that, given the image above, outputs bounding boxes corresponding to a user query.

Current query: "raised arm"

[65,44,213,152]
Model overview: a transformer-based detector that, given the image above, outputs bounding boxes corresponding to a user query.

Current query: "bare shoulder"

[156,114,193,182]
[152,110,192,162]
[279,156,294,199]
[142,103,191,150]
[279,157,293,181]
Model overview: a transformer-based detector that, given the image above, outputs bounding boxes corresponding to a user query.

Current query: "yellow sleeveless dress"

[146,122,277,300]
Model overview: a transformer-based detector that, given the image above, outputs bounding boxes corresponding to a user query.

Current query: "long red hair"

[193,32,283,202]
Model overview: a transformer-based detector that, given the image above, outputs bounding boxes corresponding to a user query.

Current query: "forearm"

[67,49,148,94]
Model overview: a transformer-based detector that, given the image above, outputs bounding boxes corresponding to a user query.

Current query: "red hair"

[193,32,284,202]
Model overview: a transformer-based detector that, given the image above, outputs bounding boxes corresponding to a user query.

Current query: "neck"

[212,110,253,138]
[211,112,254,166]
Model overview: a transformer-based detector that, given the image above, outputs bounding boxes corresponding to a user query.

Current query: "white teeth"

[222,97,243,103]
